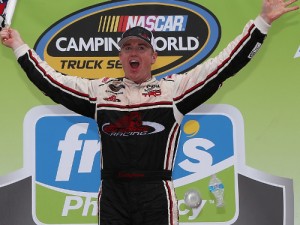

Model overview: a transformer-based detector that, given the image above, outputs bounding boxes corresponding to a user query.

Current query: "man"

[0,0,298,224]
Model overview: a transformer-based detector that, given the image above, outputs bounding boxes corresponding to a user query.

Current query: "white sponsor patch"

[294,46,300,58]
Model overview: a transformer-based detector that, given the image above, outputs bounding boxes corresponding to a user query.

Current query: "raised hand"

[261,0,299,24]
[0,27,24,50]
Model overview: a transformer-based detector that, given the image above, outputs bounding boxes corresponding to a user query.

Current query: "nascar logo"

[98,15,188,32]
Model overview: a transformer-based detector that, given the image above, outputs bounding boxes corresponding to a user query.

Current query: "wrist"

[260,13,272,25]
[12,39,25,51]
[13,43,30,58]
[254,15,271,34]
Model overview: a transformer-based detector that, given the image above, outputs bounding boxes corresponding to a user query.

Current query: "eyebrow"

[122,43,149,48]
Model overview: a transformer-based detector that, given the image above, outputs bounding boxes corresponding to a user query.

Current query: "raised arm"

[172,0,298,115]
[0,27,99,119]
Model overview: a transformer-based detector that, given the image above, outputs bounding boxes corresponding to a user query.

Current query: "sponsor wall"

[0,0,299,224]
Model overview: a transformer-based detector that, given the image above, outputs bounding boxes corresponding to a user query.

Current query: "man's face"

[119,38,157,84]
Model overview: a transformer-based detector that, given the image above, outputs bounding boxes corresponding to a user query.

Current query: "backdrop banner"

[0,0,299,225]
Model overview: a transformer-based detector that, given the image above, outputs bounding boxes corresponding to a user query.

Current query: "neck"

[126,75,152,84]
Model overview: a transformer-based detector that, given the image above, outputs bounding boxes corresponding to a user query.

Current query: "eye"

[138,45,149,53]
[124,46,132,51]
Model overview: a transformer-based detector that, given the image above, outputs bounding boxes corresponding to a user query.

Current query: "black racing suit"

[14,16,269,225]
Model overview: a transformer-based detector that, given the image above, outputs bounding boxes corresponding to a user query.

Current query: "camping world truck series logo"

[34,0,220,79]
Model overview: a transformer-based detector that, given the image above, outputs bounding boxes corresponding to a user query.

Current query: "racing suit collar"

[123,76,157,86]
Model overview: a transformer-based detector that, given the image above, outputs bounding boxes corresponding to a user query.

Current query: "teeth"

[129,59,139,68]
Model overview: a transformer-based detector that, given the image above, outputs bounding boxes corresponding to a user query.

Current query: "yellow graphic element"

[183,120,200,137]
[44,55,182,79]
[98,16,120,32]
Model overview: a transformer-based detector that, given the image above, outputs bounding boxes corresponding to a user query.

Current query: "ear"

[151,52,158,64]
[119,52,124,64]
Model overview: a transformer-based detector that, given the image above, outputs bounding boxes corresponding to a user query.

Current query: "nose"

[130,47,139,54]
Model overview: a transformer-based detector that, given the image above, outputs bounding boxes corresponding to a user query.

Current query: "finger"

[286,5,300,11]
[0,31,9,42]
[284,0,300,11]
[1,37,8,44]
[285,0,299,6]
[0,27,9,35]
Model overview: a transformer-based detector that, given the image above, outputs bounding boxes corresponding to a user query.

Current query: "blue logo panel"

[35,116,101,192]
[174,114,234,180]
